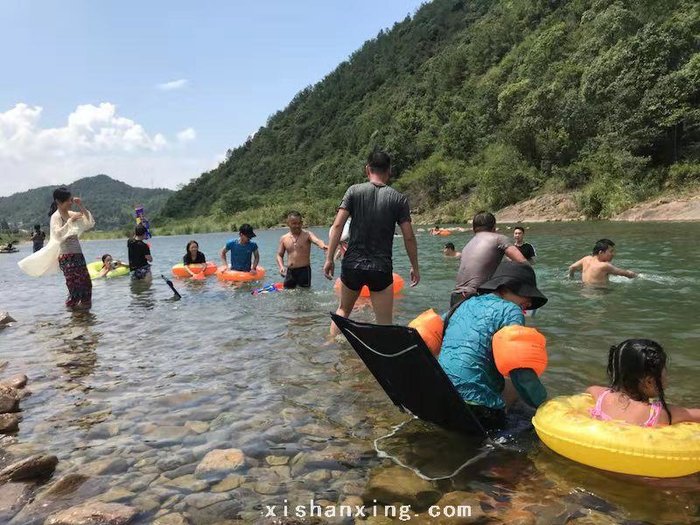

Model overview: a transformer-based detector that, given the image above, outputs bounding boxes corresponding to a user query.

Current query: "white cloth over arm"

[17,210,95,277]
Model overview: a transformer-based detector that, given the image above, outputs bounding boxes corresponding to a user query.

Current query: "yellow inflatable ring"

[217,266,266,282]
[171,262,217,278]
[87,261,129,280]
[533,394,700,478]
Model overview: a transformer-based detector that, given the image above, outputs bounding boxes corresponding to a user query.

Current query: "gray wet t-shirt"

[339,182,411,273]
[454,232,512,296]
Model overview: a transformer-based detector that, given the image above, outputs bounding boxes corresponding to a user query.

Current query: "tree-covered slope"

[0,175,173,230]
[160,0,699,224]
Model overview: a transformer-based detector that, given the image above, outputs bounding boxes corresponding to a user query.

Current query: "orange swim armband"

[492,325,547,376]
[409,309,444,356]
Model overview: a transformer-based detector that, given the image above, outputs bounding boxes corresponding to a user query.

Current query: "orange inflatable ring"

[217,267,266,282]
[334,273,405,297]
[172,262,217,278]
[492,325,547,376]
[437,230,452,236]
[408,309,444,356]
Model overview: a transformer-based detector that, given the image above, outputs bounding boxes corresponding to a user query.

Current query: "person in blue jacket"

[438,261,548,430]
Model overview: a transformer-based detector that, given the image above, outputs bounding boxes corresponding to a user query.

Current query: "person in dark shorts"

[513,226,536,263]
[276,211,327,289]
[128,224,152,282]
[324,149,420,336]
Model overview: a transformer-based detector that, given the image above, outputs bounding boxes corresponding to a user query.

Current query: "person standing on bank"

[451,212,527,308]
[31,224,46,252]
[49,188,95,309]
[324,149,420,336]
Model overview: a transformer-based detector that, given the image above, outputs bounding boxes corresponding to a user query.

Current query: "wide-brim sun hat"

[478,261,548,309]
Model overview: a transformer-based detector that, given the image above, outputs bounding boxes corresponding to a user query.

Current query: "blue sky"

[0,0,426,196]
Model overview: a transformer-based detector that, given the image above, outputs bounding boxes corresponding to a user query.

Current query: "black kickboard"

[331,313,486,438]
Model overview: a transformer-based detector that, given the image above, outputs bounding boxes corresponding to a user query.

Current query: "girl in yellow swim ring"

[587,339,700,426]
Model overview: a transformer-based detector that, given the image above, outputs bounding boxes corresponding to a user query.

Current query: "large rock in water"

[45,502,138,525]
[194,448,245,480]
[1,374,28,389]
[0,454,58,483]
[0,385,19,413]
[0,413,20,433]
[364,466,441,509]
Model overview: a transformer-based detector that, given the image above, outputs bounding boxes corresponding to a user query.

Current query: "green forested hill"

[0,175,172,231]
[160,0,699,225]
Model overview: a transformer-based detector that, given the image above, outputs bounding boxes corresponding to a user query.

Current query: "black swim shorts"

[341,267,393,293]
[284,266,311,289]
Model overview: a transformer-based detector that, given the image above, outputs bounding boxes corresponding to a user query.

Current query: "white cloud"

[0,102,207,196]
[177,127,196,143]
[156,79,188,91]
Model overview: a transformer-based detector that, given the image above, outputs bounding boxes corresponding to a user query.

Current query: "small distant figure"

[429,225,442,236]
[443,242,461,258]
[587,339,700,426]
[99,254,128,278]
[183,240,206,277]
[128,224,153,282]
[276,211,327,289]
[513,226,536,264]
[221,224,259,273]
[568,239,636,285]
[31,224,46,252]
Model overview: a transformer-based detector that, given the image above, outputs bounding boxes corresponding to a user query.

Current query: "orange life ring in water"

[408,309,444,356]
[334,273,405,297]
[171,262,217,278]
[492,325,547,376]
[437,230,452,236]
[217,267,266,282]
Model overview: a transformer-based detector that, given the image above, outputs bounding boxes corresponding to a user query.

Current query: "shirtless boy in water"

[568,239,637,285]
[277,211,327,288]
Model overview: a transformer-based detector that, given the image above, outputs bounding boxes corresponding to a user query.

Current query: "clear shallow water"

[1,222,698,524]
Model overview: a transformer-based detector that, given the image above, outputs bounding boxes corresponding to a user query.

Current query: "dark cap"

[477,262,547,310]
[239,224,256,238]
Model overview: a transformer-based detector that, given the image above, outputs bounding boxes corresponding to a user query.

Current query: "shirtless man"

[443,242,461,258]
[568,239,637,285]
[277,211,327,288]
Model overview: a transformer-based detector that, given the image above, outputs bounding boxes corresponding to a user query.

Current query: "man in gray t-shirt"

[325,150,420,336]
[451,212,527,308]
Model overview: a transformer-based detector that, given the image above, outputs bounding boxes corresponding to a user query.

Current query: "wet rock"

[185,421,209,434]
[87,423,120,440]
[194,449,245,480]
[212,474,246,492]
[253,479,282,495]
[95,487,136,503]
[0,482,33,522]
[265,455,289,466]
[0,454,58,482]
[364,466,440,509]
[132,495,161,513]
[0,385,20,413]
[1,374,28,389]
[499,509,537,525]
[0,413,20,433]
[144,425,191,447]
[158,473,208,492]
[79,457,129,476]
[39,473,90,498]
[0,312,15,326]
[183,492,230,510]
[566,509,620,525]
[45,501,138,525]
[154,513,191,525]
[185,498,241,525]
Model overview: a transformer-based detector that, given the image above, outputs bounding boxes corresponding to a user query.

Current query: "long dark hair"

[185,240,199,263]
[48,187,71,217]
[607,339,671,423]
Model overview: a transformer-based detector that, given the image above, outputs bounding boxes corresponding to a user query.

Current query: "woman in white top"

[49,187,94,309]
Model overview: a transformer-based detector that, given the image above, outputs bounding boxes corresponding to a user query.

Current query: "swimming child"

[98,254,128,278]
[220,224,259,273]
[276,211,327,288]
[128,224,153,282]
[587,339,700,426]
[443,242,461,258]
[182,240,206,277]
[568,239,636,285]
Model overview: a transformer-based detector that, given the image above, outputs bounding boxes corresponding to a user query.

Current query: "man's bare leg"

[369,284,394,325]
[330,282,361,337]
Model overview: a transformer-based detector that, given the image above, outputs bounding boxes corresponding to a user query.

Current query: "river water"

[1,222,698,524]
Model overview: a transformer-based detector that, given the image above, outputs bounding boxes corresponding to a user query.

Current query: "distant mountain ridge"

[0,175,173,231]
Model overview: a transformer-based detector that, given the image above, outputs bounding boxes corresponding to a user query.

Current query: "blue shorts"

[131,265,151,280]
